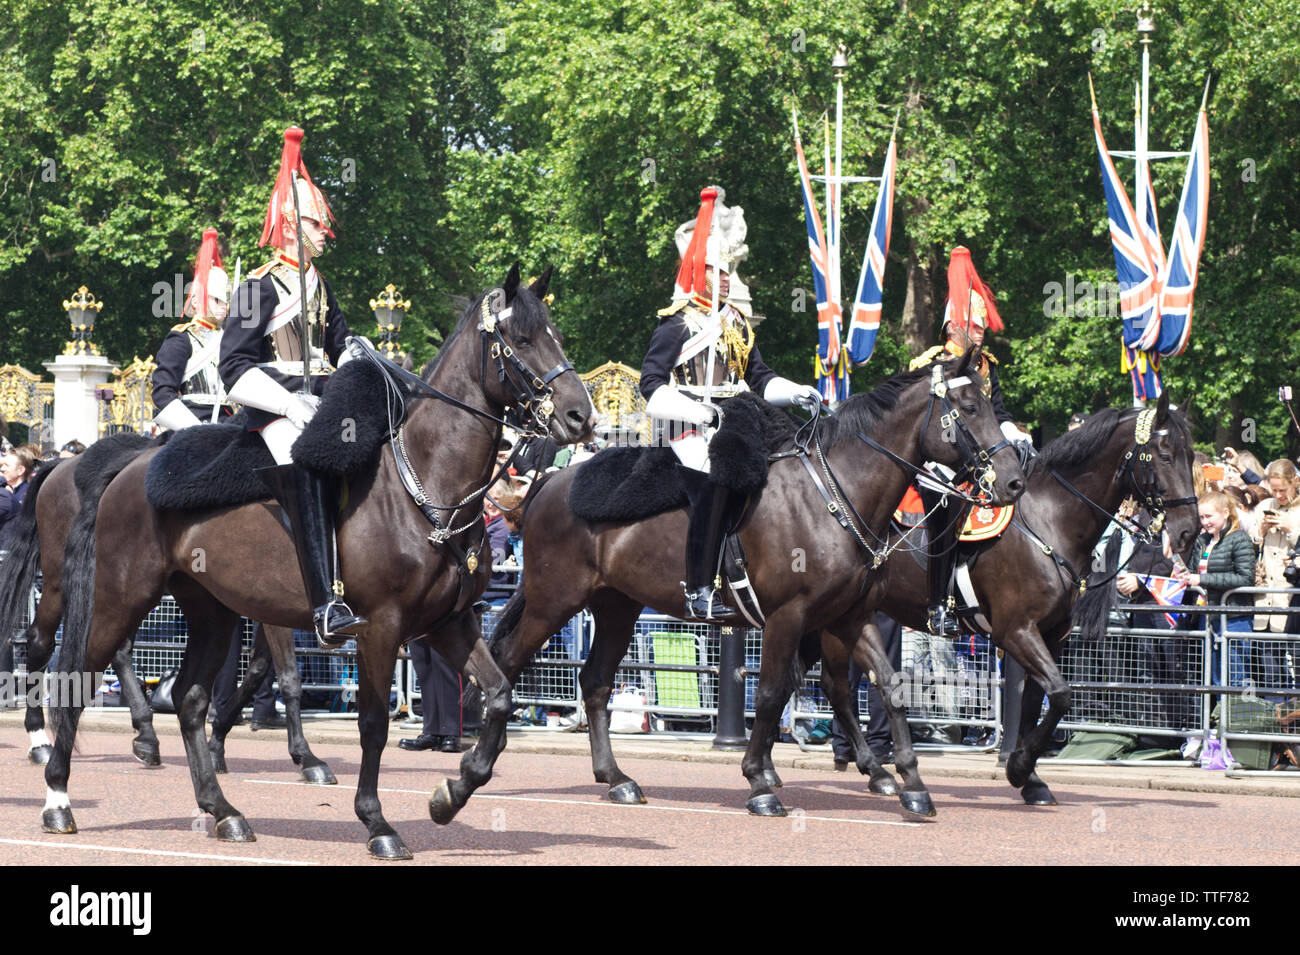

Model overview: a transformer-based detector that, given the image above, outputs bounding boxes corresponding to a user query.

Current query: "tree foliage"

[2,0,1298,459]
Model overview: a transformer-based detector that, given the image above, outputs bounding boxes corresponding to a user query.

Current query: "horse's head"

[1128,390,1199,563]
[919,346,1026,506]
[475,263,595,445]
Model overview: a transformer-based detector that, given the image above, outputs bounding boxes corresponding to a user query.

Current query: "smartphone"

[1202,463,1224,482]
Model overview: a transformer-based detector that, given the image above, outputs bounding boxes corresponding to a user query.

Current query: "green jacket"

[1194,528,1256,617]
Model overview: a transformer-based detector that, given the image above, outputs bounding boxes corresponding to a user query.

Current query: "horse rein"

[1016,406,1197,594]
[791,365,1013,569]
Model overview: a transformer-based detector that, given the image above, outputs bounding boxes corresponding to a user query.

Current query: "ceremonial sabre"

[289,170,312,396]
[212,256,241,423]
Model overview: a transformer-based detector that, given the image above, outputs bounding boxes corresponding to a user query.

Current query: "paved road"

[3,726,1297,866]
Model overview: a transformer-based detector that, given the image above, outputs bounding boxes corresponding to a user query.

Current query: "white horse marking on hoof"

[44,788,70,811]
[29,729,51,751]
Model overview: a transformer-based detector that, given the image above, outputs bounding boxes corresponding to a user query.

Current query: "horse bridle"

[796,363,1015,568]
[357,286,579,583]
[1012,406,1198,595]
[477,289,577,437]
[1048,406,1198,545]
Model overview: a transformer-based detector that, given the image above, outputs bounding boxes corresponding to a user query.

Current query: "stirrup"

[314,599,368,650]
[684,586,735,621]
[926,604,960,637]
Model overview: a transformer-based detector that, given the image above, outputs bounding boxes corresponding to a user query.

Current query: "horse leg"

[112,638,161,766]
[580,593,646,804]
[429,617,515,824]
[741,611,807,816]
[168,585,255,841]
[351,622,410,859]
[821,630,897,796]
[207,620,252,774]
[853,621,936,818]
[263,623,335,784]
[21,623,55,765]
[1002,627,1070,804]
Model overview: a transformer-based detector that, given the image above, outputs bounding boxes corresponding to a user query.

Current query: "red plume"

[674,187,718,300]
[258,126,335,247]
[945,246,1003,333]
[184,228,225,319]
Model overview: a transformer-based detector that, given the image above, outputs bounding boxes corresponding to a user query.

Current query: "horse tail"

[52,437,152,743]
[773,630,821,708]
[0,462,61,653]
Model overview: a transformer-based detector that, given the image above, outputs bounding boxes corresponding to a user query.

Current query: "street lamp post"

[62,286,103,356]
[370,284,410,361]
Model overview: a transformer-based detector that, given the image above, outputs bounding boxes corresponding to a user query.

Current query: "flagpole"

[833,44,846,315]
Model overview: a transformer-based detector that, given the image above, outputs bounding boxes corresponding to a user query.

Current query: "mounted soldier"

[909,245,1033,635]
[219,126,367,648]
[640,186,821,620]
[152,229,235,431]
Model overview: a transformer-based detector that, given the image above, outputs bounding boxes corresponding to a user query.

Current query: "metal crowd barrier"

[7,556,1300,774]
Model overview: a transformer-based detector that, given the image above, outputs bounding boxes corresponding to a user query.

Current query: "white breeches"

[260,416,304,466]
[670,430,711,473]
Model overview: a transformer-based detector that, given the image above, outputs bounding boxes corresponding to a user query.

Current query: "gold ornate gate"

[98,356,157,438]
[0,364,55,452]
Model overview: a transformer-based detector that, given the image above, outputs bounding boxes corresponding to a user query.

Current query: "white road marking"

[0,838,309,865]
[244,779,924,828]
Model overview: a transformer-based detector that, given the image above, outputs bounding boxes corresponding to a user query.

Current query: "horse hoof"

[868,771,900,797]
[607,780,646,805]
[1021,779,1058,806]
[762,769,783,789]
[301,763,337,786]
[28,745,52,766]
[899,791,937,818]
[215,815,256,842]
[746,793,788,817]
[367,833,413,861]
[132,742,161,767]
[428,780,461,826]
[1005,753,1032,789]
[41,807,77,834]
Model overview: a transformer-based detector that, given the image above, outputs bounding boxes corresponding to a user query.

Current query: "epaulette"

[908,345,947,371]
[248,260,276,280]
[985,352,998,365]
[656,300,689,319]
[169,321,194,334]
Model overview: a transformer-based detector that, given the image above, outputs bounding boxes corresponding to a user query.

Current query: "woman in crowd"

[1175,491,1257,688]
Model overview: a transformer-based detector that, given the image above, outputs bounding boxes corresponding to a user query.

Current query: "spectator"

[1253,460,1300,637]
[59,440,86,458]
[1175,491,1257,688]
[0,445,37,549]
[481,482,514,605]
[1221,447,1266,486]
[1067,411,1088,431]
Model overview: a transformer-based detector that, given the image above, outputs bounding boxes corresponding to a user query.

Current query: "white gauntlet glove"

[336,336,376,368]
[283,394,320,430]
[764,377,822,410]
[227,367,319,427]
[153,399,203,432]
[645,386,715,426]
[999,421,1033,446]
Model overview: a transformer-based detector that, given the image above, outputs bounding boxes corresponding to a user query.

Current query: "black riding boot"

[920,486,960,637]
[257,464,368,649]
[684,481,737,620]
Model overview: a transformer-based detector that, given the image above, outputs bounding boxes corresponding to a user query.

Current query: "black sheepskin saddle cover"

[569,392,797,523]
[145,359,401,511]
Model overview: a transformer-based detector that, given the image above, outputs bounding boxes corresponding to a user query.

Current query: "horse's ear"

[1156,389,1170,425]
[529,264,554,301]
[504,262,522,303]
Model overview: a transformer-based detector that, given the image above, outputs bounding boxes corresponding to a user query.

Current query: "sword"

[213,257,241,423]
[289,170,312,396]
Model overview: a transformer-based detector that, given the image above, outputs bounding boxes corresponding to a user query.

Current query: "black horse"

[45,267,594,859]
[433,350,1026,821]
[816,392,1198,807]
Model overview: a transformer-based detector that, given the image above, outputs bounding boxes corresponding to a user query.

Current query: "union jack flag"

[846,134,896,365]
[1154,105,1209,357]
[1140,574,1188,629]
[793,113,846,402]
